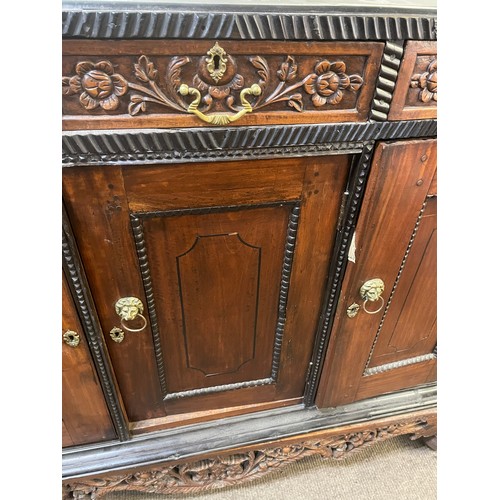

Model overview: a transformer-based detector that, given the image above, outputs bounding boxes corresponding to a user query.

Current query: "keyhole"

[213,55,220,70]
[68,334,75,342]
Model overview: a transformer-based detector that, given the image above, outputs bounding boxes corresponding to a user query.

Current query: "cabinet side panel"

[62,272,117,446]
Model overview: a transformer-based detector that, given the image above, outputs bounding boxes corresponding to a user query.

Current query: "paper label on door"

[348,231,356,263]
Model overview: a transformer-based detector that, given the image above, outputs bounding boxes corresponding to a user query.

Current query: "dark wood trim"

[304,143,375,407]
[62,3,437,41]
[369,41,404,121]
[129,215,169,396]
[62,205,131,442]
[62,383,436,480]
[62,119,437,167]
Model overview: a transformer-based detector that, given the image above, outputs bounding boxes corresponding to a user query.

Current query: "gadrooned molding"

[62,4,437,41]
[369,41,405,121]
[62,120,437,166]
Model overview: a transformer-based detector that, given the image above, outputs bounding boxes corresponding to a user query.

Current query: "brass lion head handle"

[114,297,148,333]
[359,278,385,315]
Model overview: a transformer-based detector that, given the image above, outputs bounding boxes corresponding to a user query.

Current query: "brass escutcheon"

[110,327,125,343]
[346,303,361,318]
[63,330,80,347]
[205,42,228,83]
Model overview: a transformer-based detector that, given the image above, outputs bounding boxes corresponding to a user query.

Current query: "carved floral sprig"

[251,56,363,112]
[410,58,437,103]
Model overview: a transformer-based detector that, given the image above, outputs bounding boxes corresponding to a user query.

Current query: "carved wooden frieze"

[388,41,437,120]
[62,411,436,499]
[62,40,384,130]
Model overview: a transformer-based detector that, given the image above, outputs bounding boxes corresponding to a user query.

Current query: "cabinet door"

[62,272,116,447]
[63,156,349,431]
[316,139,437,408]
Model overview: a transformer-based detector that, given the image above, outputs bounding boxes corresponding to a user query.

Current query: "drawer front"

[62,40,383,131]
[388,41,437,120]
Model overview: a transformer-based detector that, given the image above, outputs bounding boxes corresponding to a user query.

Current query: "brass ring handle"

[362,297,385,315]
[179,83,261,125]
[120,314,148,333]
[115,297,148,334]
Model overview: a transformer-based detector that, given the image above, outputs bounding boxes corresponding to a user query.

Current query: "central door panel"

[136,204,292,397]
[63,155,350,429]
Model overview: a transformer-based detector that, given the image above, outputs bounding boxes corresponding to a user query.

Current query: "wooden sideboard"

[61,1,437,497]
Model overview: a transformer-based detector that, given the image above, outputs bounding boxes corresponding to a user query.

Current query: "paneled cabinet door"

[316,139,437,408]
[63,156,350,432]
[62,272,116,447]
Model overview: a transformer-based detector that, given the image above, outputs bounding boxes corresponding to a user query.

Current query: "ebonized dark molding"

[62,383,436,480]
[62,2,436,41]
[304,143,375,407]
[62,119,437,167]
[369,41,404,121]
[62,206,130,442]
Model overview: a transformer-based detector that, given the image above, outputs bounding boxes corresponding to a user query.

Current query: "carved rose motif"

[410,58,437,102]
[304,60,364,107]
[62,61,128,110]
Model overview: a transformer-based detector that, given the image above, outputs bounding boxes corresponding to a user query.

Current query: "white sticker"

[348,231,356,263]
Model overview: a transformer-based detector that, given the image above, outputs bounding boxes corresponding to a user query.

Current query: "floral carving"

[62,49,365,122]
[62,61,128,111]
[410,58,437,102]
[63,415,436,499]
[304,60,364,107]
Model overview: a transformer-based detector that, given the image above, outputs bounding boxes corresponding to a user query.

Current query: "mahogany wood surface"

[388,41,437,121]
[62,39,383,130]
[62,272,117,447]
[315,139,437,408]
[63,155,350,432]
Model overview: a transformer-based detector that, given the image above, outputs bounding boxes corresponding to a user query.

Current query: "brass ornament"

[205,42,228,83]
[114,297,148,333]
[346,303,361,318]
[109,327,125,343]
[63,330,80,347]
[179,83,261,125]
[359,278,385,315]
